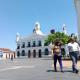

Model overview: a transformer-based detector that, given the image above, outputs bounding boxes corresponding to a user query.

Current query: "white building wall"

[16,37,51,57]
[16,22,52,58]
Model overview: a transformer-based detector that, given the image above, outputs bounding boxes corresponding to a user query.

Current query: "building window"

[21,50,25,56]
[38,40,42,46]
[44,48,49,55]
[17,44,20,49]
[32,41,36,47]
[21,42,25,48]
[27,42,31,47]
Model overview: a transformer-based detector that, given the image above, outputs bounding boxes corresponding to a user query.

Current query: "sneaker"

[75,70,79,74]
[73,70,79,74]
[54,70,57,72]
[60,69,64,72]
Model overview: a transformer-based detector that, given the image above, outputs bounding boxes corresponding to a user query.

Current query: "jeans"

[53,55,63,71]
[69,51,79,71]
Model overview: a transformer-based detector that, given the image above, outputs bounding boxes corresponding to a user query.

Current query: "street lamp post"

[74,0,80,41]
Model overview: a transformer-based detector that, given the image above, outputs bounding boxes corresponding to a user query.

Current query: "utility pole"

[74,0,80,41]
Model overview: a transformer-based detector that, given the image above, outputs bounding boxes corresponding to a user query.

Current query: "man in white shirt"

[68,38,79,74]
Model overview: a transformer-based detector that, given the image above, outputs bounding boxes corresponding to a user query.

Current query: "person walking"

[11,54,13,61]
[52,41,63,72]
[68,38,79,74]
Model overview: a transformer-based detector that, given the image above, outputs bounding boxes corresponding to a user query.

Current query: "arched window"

[17,44,20,49]
[38,49,42,58]
[38,40,42,46]
[32,41,36,47]
[44,48,49,55]
[22,42,25,48]
[27,42,31,47]
[21,50,25,56]
[17,51,20,57]
[33,50,36,58]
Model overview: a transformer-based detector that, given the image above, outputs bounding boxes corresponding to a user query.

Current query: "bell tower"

[62,24,67,34]
[74,0,80,40]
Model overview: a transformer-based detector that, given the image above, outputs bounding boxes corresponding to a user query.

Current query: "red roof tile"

[0,48,10,51]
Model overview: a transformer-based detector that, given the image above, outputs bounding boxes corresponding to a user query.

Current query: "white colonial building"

[16,22,52,58]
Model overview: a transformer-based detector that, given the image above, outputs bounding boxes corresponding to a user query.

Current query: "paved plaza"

[0,57,80,80]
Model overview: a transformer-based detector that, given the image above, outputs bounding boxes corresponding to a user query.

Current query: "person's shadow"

[46,69,73,73]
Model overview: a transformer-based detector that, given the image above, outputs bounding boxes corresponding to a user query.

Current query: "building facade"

[16,22,51,58]
[0,48,15,59]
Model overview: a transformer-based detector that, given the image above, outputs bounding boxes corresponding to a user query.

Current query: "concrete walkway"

[51,60,80,69]
[0,58,80,80]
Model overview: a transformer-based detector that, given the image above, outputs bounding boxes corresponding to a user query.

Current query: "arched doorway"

[44,48,49,55]
[33,50,36,58]
[28,50,31,58]
[17,51,20,57]
[21,50,25,56]
[38,49,42,58]
[61,48,66,57]
[13,52,16,58]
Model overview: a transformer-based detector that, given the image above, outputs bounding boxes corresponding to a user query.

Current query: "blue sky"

[0,0,77,50]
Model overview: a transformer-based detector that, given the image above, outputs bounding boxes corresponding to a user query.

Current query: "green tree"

[45,32,70,57]
[45,32,69,45]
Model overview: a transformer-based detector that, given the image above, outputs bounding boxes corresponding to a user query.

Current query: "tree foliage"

[45,32,70,45]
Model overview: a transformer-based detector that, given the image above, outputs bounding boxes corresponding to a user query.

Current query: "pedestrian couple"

[51,38,79,74]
